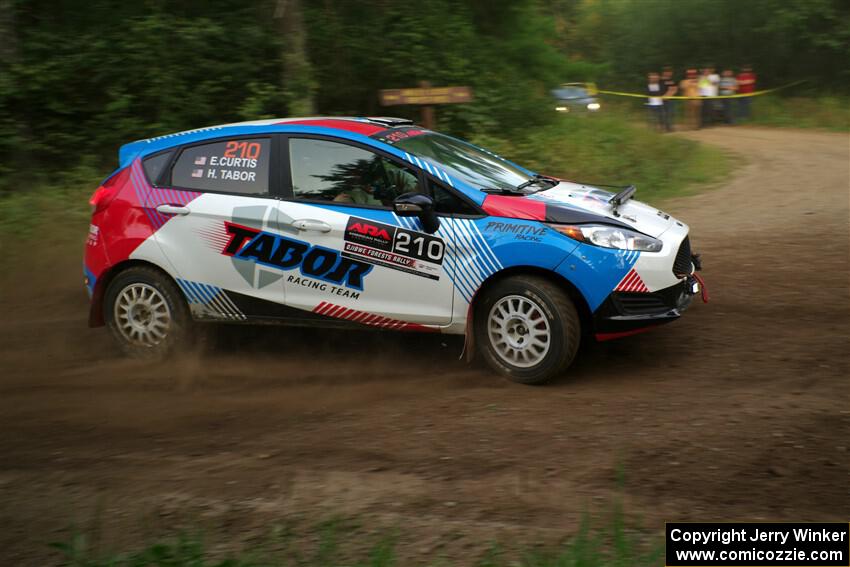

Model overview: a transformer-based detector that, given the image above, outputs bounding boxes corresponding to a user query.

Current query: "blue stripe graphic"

[176,278,246,320]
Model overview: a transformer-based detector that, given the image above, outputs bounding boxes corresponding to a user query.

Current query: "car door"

[276,135,455,326]
[145,135,288,321]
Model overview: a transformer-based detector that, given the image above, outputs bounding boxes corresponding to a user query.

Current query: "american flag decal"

[312,302,437,332]
[615,269,649,292]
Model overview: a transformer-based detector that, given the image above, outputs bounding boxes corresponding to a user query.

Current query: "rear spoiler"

[118,139,149,168]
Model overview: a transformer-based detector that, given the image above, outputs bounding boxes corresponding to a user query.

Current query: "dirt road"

[1,127,848,565]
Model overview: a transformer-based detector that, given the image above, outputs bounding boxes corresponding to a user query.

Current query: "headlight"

[548,224,663,252]
[587,102,601,110]
[555,106,569,112]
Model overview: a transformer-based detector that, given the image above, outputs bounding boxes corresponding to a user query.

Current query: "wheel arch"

[88,260,182,327]
[470,266,594,338]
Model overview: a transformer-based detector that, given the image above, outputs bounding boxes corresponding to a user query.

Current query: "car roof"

[163,116,413,139]
[119,117,417,168]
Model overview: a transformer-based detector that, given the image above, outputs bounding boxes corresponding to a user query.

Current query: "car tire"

[104,266,192,359]
[474,275,580,385]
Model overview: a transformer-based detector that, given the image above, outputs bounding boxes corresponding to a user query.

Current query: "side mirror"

[393,192,440,234]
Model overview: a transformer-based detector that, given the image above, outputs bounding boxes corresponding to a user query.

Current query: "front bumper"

[593,278,698,340]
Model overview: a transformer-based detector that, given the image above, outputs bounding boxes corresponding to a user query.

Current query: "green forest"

[1,0,848,188]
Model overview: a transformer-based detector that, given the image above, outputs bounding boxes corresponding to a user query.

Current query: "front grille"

[672,236,692,276]
[614,293,669,315]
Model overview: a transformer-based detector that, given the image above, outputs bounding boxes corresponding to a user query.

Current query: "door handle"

[291,219,332,233]
[156,204,190,216]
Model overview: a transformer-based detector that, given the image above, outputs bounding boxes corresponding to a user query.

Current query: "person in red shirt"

[737,65,756,120]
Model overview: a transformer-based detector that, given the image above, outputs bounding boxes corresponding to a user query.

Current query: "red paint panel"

[86,159,202,316]
[615,268,649,293]
[281,119,385,136]
[481,195,547,220]
[312,301,438,332]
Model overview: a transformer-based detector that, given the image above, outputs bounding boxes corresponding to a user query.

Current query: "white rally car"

[84,117,705,384]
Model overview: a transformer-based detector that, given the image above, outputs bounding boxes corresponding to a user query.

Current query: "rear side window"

[171,138,270,195]
[142,151,172,184]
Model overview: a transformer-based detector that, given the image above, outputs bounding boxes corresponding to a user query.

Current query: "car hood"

[533,181,681,238]
[557,97,596,105]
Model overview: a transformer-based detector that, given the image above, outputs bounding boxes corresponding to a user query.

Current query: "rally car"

[84,116,704,384]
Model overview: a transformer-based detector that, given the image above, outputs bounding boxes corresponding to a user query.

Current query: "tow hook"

[687,272,709,303]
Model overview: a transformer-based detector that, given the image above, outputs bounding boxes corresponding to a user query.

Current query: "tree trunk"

[275,0,315,116]
[0,0,16,67]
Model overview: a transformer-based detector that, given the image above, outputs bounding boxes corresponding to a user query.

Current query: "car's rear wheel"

[104,266,192,358]
[474,275,580,385]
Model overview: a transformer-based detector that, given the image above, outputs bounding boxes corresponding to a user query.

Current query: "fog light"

[587,102,601,111]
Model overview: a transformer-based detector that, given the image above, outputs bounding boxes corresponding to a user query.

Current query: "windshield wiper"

[481,175,559,196]
[482,187,526,195]
[516,174,559,193]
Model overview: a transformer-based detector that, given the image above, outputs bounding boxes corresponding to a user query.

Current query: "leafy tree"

[1,0,846,189]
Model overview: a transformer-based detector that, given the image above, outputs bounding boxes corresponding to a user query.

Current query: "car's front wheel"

[104,266,192,359]
[475,275,580,385]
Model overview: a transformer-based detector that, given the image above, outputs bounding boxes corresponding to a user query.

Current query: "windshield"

[393,132,533,192]
[553,87,587,99]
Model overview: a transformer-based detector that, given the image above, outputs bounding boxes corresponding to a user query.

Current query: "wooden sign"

[379,86,473,107]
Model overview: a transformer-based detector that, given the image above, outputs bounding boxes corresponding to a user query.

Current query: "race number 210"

[393,230,445,263]
[224,141,262,159]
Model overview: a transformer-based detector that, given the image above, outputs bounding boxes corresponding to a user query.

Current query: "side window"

[171,138,270,195]
[431,180,481,215]
[289,138,422,207]
[142,151,172,184]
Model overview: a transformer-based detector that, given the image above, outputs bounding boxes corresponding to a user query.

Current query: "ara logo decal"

[348,222,391,241]
[344,217,395,249]
[223,222,373,290]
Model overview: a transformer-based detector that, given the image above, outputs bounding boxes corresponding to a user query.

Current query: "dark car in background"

[551,83,601,113]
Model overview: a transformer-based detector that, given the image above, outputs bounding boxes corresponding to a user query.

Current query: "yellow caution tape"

[578,80,805,100]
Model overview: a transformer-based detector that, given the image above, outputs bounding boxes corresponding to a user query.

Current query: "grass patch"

[745,95,850,131]
[0,166,100,238]
[597,93,850,133]
[472,112,732,204]
[51,509,662,566]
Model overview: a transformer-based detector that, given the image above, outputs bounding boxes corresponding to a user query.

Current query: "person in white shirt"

[699,66,721,127]
[707,67,720,97]
[646,72,664,131]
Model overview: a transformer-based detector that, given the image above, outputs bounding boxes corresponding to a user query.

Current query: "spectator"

[737,65,756,120]
[719,68,738,123]
[679,68,701,130]
[699,66,720,127]
[661,66,678,132]
[697,68,711,127]
[707,66,720,92]
[646,72,665,131]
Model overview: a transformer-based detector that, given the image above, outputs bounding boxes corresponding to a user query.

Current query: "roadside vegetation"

[745,95,850,131]
[53,509,662,567]
[1,0,845,194]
